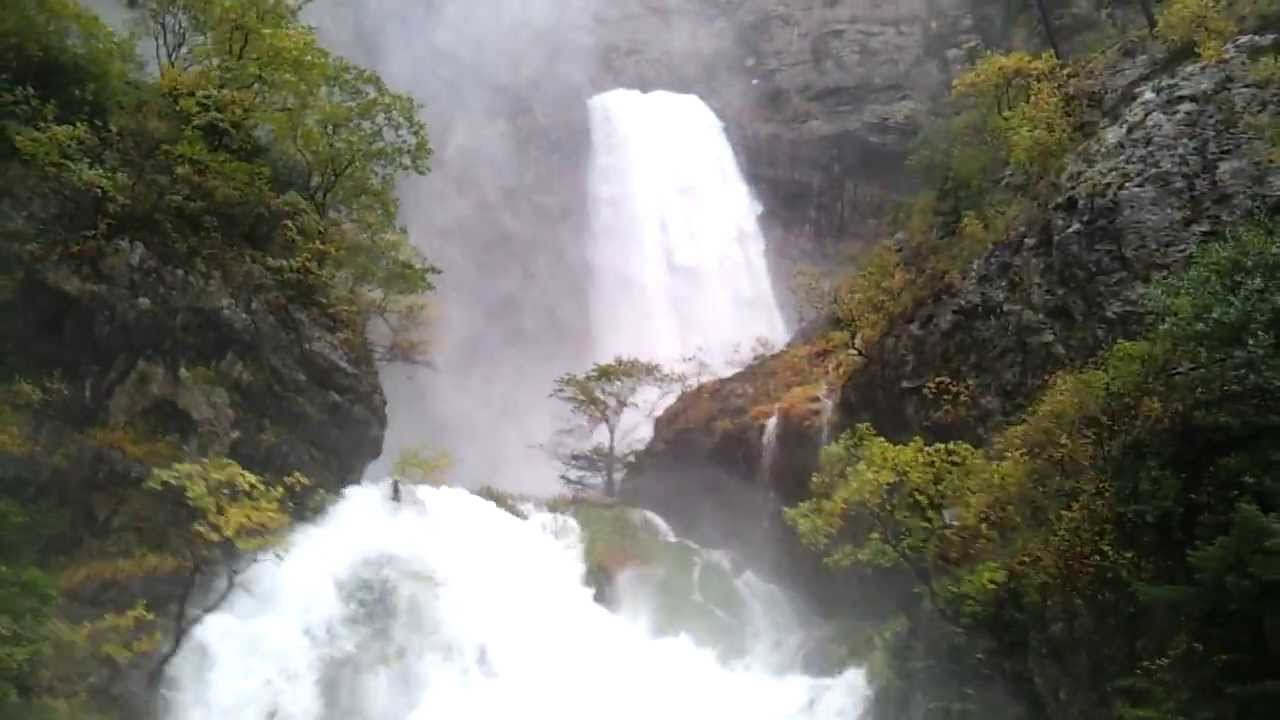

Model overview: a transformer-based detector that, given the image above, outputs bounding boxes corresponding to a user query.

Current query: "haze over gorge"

[2,1,1279,720]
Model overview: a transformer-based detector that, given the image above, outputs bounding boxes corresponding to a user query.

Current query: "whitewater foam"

[163,483,868,720]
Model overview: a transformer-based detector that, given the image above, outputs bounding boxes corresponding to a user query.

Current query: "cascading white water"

[586,89,787,374]
[760,407,781,485]
[817,386,836,447]
[163,484,868,719]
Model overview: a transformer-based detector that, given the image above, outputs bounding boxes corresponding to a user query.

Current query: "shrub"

[1158,0,1236,61]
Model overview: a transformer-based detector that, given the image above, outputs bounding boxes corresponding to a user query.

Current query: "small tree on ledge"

[549,357,682,498]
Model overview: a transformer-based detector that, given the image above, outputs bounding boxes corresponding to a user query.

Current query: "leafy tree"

[1158,0,1236,60]
[3,0,439,364]
[831,244,917,356]
[549,357,682,498]
[952,51,1073,180]
[786,426,994,621]
[60,459,307,683]
[0,0,136,128]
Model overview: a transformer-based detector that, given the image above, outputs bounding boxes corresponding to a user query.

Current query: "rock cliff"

[2,240,385,493]
[592,0,983,268]
[627,34,1280,604]
[843,34,1280,443]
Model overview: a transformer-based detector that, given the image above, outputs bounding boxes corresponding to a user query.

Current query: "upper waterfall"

[161,485,869,719]
[586,89,787,373]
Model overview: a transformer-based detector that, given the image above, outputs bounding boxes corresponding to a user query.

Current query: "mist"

[306,0,770,495]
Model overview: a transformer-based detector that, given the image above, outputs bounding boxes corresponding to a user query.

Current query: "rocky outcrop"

[0,236,387,715]
[842,34,1280,443]
[627,35,1280,607]
[2,240,386,491]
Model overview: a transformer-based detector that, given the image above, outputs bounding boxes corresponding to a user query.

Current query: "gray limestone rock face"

[842,34,1280,444]
[592,0,982,270]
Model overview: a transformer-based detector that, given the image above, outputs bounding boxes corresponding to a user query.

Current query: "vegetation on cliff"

[790,220,1280,718]
[770,5,1280,719]
[0,0,434,715]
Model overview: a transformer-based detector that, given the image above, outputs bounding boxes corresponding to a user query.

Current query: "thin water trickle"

[761,407,781,486]
[817,386,836,447]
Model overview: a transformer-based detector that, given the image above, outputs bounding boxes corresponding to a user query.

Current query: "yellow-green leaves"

[953,51,1074,179]
[550,357,683,496]
[146,458,305,553]
[391,445,452,487]
[831,244,915,357]
[952,52,1063,118]
[1158,0,1236,61]
[785,425,991,571]
[8,0,439,363]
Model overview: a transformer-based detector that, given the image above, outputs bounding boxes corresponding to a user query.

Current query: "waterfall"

[162,484,869,720]
[760,407,780,486]
[817,386,836,447]
[585,89,787,374]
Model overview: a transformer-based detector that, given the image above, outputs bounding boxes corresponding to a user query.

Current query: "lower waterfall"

[161,484,869,719]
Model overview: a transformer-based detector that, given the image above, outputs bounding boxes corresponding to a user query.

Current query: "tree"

[58,459,307,685]
[1157,0,1236,61]
[132,0,437,361]
[141,459,306,682]
[549,357,682,498]
[2,0,440,366]
[951,51,1073,182]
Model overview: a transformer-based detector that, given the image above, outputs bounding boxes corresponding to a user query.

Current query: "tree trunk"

[604,431,617,498]
[1138,0,1158,34]
[1033,0,1064,59]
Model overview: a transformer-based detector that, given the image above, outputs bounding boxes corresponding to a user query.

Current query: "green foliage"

[574,504,670,573]
[787,426,992,573]
[2,0,438,360]
[144,457,305,555]
[84,426,184,466]
[952,52,1074,179]
[1158,0,1236,60]
[792,221,1280,718]
[0,0,136,128]
[0,4,432,706]
[0,503,55,704]
[550,357,682,497]
[831,244,917,357]
[35,602,160,705]
[840,49,1073,342]
[1251,54,1280,85]
[391,445,451,487]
